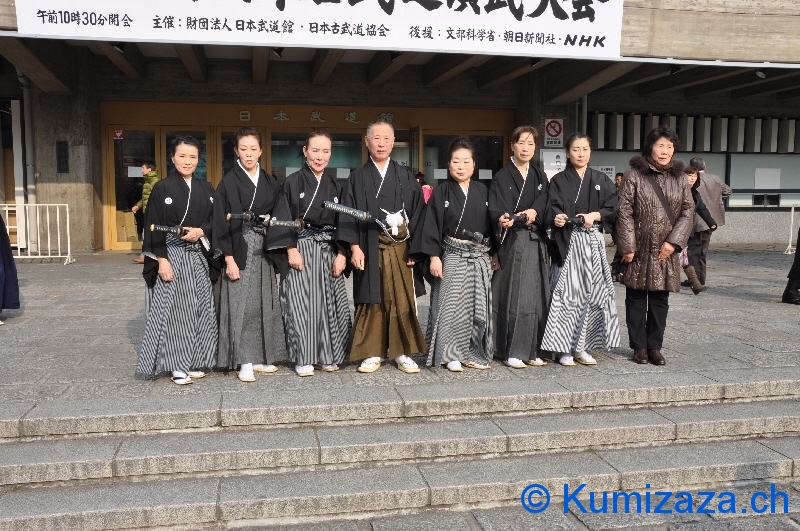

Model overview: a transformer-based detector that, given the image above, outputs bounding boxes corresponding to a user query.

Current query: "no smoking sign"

[544,118,563,148]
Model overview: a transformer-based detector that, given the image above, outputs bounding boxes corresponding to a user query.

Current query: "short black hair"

[565,132,592,151]
[170,135,201,157]
[689,157,706,171]
[642,126,680,157]
[142,161,156,171]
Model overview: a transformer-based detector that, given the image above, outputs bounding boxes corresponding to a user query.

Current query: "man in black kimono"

[336,121,427,373]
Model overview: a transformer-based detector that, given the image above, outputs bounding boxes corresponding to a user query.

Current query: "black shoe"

[648,350,666,365]
[782,290,800,305]
[633,349,648,364]
[680,280,691,287]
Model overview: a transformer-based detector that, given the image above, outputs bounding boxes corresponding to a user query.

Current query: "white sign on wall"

[592,165,615,179]
[540,148,565,180]
[16,0,624,60]
[543,118,564,148]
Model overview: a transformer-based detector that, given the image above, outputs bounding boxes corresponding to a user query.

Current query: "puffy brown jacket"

[616,156,694,292]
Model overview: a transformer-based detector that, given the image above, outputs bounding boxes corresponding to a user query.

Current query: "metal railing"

[1,203,74,264]
[786,205,798,255]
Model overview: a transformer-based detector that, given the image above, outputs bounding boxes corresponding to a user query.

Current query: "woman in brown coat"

[617,126,694,366]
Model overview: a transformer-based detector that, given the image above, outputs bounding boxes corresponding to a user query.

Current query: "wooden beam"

[544,60,639,105]
[368,51,418,86]
[94,41,146,80]
[477,57,554,89]
[423,54,492,87]
[252,46,270,84]
[777,87,800,101]
[731,72,800,98]
[0,37,73,93]
[174,44,207,82]
[597,63,678,92]
[311,49,345,85]
[637,67,748,95]
[686,68,800,97]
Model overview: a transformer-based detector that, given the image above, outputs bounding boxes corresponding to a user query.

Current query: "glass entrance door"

[109,128,157,249]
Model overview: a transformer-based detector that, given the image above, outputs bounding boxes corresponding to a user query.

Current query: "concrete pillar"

[626,114,641,151]
[32,49,102,251]
[679,116,695,152]
[664,114,677,131]
[745,117,762,153]
[591,113,606,150]
[643,114,659,134]
[761,118,779,153]
[695,116,712,152]
[728,118,746,153]
[778,119,796,153]
[712,117,728,152]
[609,113,624,150]
[11,99,26,247]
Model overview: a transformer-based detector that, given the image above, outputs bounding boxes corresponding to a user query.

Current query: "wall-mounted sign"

[543,118,563,148]
[239,110,251,121]
[17,0,624,60]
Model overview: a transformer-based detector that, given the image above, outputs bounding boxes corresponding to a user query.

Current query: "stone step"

[5,366,800,439]
[2,399,799,487]
[0,437,798,530]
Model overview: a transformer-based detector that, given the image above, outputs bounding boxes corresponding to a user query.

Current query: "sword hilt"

[323,201,373,222]
[150,224,183,236]
[269,218,304,230]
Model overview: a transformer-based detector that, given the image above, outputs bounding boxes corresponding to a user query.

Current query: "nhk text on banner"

[17,0,624,60]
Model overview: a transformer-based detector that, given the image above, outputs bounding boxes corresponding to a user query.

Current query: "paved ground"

[0,245,799,530]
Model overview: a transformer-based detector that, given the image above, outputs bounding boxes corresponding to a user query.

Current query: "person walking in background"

[681,165,717,295]
[136,136,217,385]
[0,212,20,325]
[336,120,427,374]
[213,127,292,383]
[132,161,159,264]
[542,133,619,367]
[489,125,551,369]
[279,132,352,377]
[617,126,694,366]
[684,157,731,288]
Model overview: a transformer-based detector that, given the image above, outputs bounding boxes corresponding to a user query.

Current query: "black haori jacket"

[545,166,619,266]
[488,162,550,269]
[141,171,214,287]
[212,164,294,276]
[336,160,424,305]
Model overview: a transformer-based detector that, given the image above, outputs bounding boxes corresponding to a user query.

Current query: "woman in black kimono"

[489,125,551,369]
[213,127,292,382]
[412,138,498,371]
[280,132,352,376]
[541,133,620,366]
[136,136,217,385]
[0,211,20,325]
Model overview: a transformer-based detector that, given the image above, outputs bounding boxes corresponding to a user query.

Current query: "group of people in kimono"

[135,121,694,384]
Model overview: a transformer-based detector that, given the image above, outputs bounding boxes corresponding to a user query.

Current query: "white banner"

[16,0,623,60]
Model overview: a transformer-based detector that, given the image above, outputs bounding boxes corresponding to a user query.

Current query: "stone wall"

[31,50,102,251]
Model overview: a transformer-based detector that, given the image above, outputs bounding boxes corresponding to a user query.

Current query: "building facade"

[0,0,798,251]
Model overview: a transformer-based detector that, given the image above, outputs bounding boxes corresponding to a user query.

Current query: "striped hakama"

[136,236,217,379]
[491,229,551,361]
[280,226,351,367]
[426,236,492,367]
[541,226,620,355]
[217,226,287,369]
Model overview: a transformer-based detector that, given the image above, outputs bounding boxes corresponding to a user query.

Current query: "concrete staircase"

[1,369,800,530]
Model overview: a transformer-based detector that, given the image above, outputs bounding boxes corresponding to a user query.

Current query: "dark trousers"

[688,230,712,284]
[625,288,669,350]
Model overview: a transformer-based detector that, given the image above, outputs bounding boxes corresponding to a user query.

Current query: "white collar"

[371,157,391,179]
[237,160,260,185]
